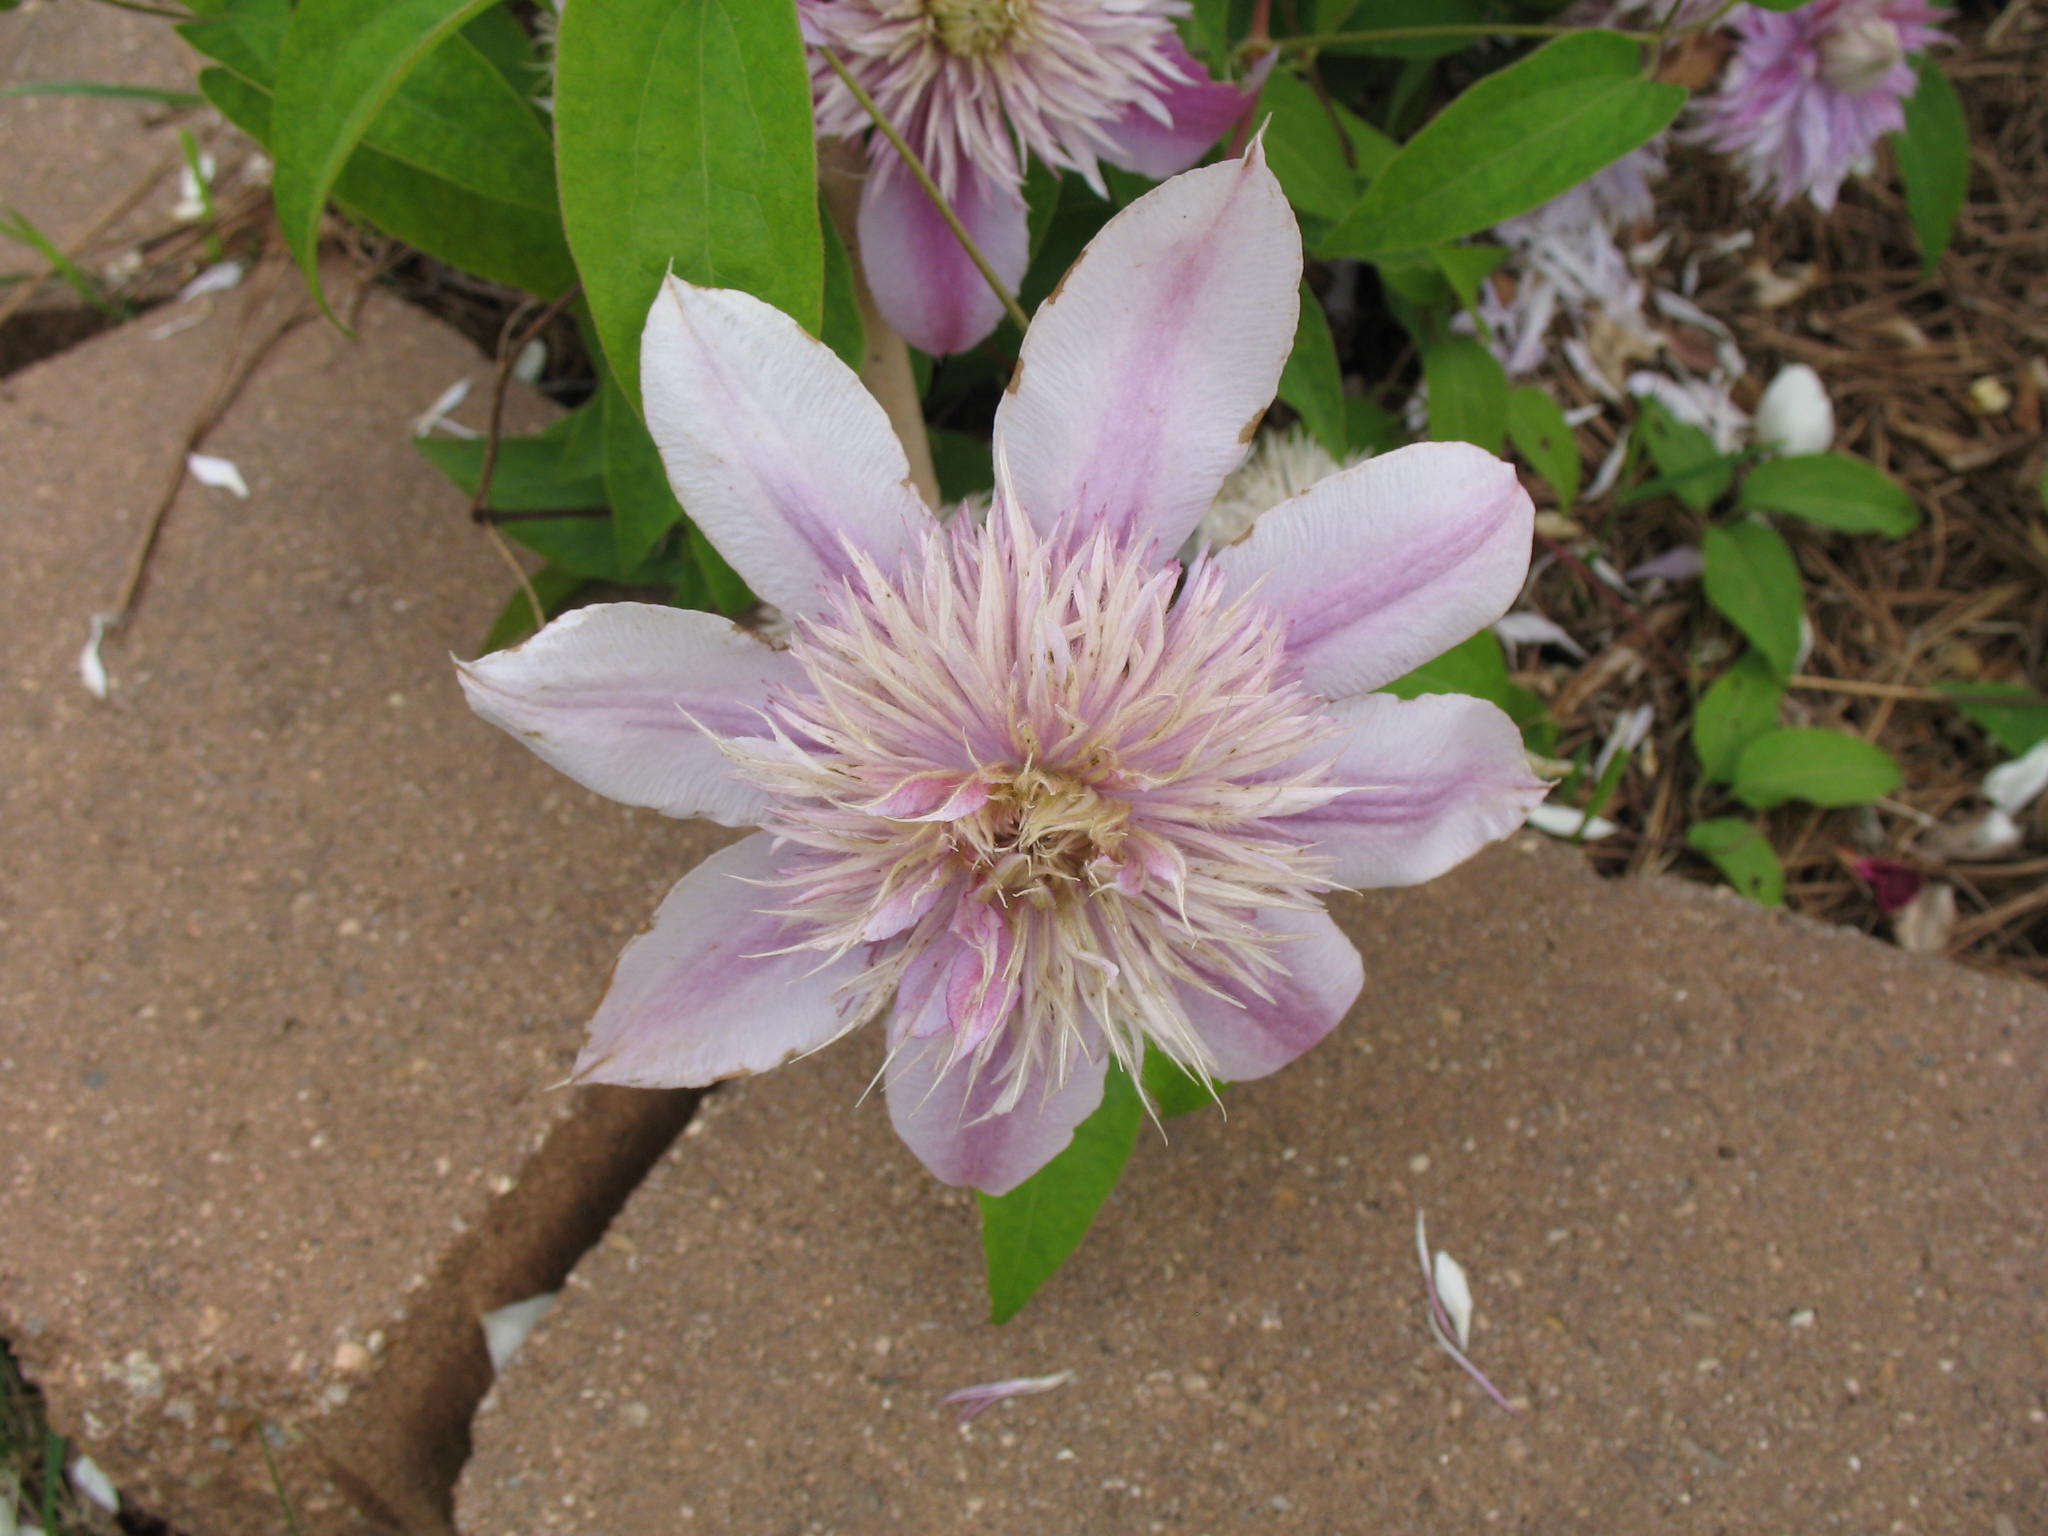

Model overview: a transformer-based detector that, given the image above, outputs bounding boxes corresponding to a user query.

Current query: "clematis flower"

[801,0,1252,354]
[1689,0,1949,212]
[458,150,1546,1196]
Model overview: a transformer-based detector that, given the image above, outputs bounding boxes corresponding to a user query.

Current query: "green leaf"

[1321,32,1684,257]
[605,384,687,572]
[1685,818,1785,906]
[1344,395,1407,457]
[1278,284,1347,458]
[819,208,866,371]
[1319,0,1490,59]
[413,421,611,511]
[1141,1047,1221,1119]
[1732,729,1902,810]
[1893,57,1968,275]
[687,527,753,614]
[198,66,575,297]
[1257,68,1362,227]
[1937,681,2048,758]
[1422,334,1508,453]
[480,564,588,654]
[179,0,290,85]
[930,428,994,504]
[556,0,820,406]
[272,0,551,313]
[1383,631,1546,730]
[1737,453,1921,538]
[979,1066,1143,1324]
[1635,395,1732,511]
[460,4,541,93]
[0,80,205,105]
[1693,651,1785,784]
[1702,520,1804,678]
[1428,243,1507,313]
[1507,385,1579,507]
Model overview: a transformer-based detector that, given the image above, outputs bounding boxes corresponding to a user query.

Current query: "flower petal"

[1177,903,1362,1081]
[641,275,931,618]
[457,602,796,828]
[857,151,1028,357]
[885,1025,1108,1195]
[1099,35,1253,179]
[1277,693,1548,888]
[992,144,1299,557]
[573,833,868,1087]
[1214,441,1534,699]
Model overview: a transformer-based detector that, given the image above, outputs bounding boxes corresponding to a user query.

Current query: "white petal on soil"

[1594,703,1655,779]
[175,259,245,302]
[1752,363,1834,455]
[1433,1250,1475,1349]
[1922,807,2023,861]
[481,1292,556,1373]
[1526,803,1621,841]
[939,1369,1076,1426]
[69,1456,118,1513]
[513,339,548,384]
[186,453,249,499]
[412,377,474,438]
[1492,612,1586,661]
[78,612,112,700]
[1983,739,2048,816]
[1890,882,1957,954]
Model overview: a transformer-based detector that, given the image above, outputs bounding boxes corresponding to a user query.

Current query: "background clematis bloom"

[458,148,1547,1196]
[802,0,1253,354]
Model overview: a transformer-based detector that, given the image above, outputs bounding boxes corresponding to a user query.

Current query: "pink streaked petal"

[885,1025,1108,1195]
[1277,693,1548,889]
[944,900,1020,1055]
[1177,903,1363,1082]
[862,768,994,822]
[992,145,1299,558]
[938,1369,1075,1426]
[457,602,797,828]
[641,276,931,618]
[858,151,1028,357]
[573,833,869,1087]
[1214,441,1534,700]
[1099,35,1254,179]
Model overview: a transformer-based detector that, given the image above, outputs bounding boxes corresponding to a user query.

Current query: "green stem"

[1267,23,1654,54]
[818,45,1032,337]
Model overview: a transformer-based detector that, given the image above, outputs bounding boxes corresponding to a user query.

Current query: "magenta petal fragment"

[1278,693,1549,889]
[1179,904,1362,1082]
[573,833,867,1088]
[641,276,931,618]
[885,1025,1108,1195]
[1215,442,1535,700]
[992,145,1299,557]
[857,152,1028,357]
[1099,35,1253,179]
[456,602,798,828]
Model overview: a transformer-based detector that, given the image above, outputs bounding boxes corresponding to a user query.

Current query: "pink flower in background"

[801,0,1251,354]
[1690,0,1948,211]
[458,151,1544,1196]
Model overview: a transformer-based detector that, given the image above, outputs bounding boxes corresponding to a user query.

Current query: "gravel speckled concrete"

[460,840,2046,1534]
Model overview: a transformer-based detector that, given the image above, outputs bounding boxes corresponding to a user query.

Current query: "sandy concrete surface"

[460,840,2045,1534]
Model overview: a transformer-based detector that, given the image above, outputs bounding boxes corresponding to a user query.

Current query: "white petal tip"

[186,452,250,499]
[78,612,113,700]
[481,1292,557,1374]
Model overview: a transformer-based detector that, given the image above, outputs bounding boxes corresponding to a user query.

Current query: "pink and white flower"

[1690,0,1949,212]
[458,150,1545,1196]
[802,0,1251,354]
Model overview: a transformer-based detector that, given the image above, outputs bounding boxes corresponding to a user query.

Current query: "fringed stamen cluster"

[806,0,1198,199]
[722,497,1347,1112]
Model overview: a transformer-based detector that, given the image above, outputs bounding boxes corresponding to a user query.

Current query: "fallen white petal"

[1433,1249,1475,1349]
[69,1456,118,1513]
[1625,544,1705,584]
[1891,882,1957,954]
[512,339,548,385]
[1752,363,1834,455]
[1415,1210,1520,1413]
[481,1292,556,1374]
[413,377,474,438]
[187,453,249,499]
[1585,433,1631,500]
[78,612,112,700]
[1923,807,2024,861]
[1526,803,1621,841]
[939,1369,1075,1426]
[147,311,208,341]
[1492,612,1587,661]
[176,260,245,303]
[1594,703,1655,780]
[1983,739,2048,816]
[172,151,216,222]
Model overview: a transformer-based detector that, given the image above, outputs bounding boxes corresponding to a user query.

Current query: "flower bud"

[1753,363,1835,455]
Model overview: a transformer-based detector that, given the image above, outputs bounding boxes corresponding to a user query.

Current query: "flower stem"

[1267,23,1654,54]
[818,45,1032,337]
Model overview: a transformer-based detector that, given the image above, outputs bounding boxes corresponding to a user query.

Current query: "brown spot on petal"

[1239,406,1268,445]
[1004,357,1026,395]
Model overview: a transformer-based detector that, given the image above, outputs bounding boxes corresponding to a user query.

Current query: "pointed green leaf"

[1737,453,1921,538]
[605,384,687,572]
[1278,283,1347,458]
[1693,651,1785,784]
[1636,395,1733,511]
[1702,520,1803,679]
[1685,818,1785,906]
[820,207,867,371]
[979,1067,1143,1324]
[1423,334,1509,453]
[1257,68,1361,226]
[481,564,588,655]
[1507,385,1579,508]
[1732,729,1902,811]
[1893,57,1968,275]
[1936,681,2048,758]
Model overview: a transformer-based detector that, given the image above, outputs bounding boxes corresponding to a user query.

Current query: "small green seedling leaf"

[1428,242,1508,313]
[1507,385,1579,508]
[1635,395,1732,511]
[980,1066,1143,1324]
[1702,520,1804,679]
[1693,650,1785,784]
[1732,729,1902,810]
[1893,57,1968,275]
[1423,334,1509,454]
[1937,681,2048,758]
[1686,817,1785,906]
[1737,453,1921,537]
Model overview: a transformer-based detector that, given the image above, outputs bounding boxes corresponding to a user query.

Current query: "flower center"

[922,0,1029,58]
[1817,16,1904,93]
[954,767,1128,908]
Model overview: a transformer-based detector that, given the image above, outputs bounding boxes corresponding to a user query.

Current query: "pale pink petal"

[457,602,800,828]
[573,833,867,1087]
[885,1025,1108,1195]
[858,151,1029,357]
[1177,904,1362,1081]
[641,276,932,618]
[992,145,1299,557]
[1276,693,1548,888]
[1214,442,1534,700]
[1099,36,1253,178]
